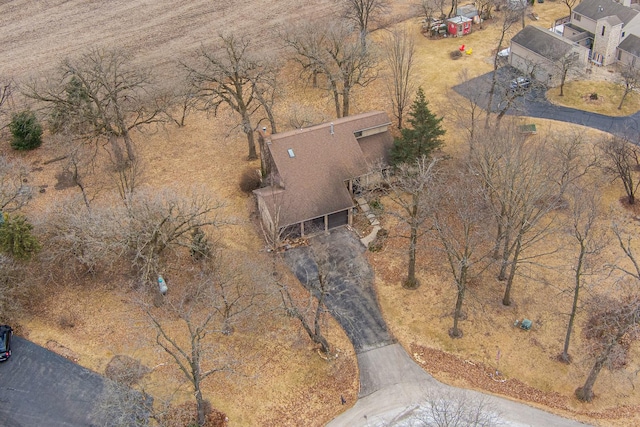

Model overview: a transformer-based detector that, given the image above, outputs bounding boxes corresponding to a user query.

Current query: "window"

[601,26,606,36]
[618,50,622,61]
[573,13,581,22]
[287,148,295,158]
[622,31,626,38]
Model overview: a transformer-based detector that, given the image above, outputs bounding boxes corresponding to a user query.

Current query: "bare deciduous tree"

[382,27,417,129]
[26,48,163,167]
[410,390,502,427]
[377,156,439,288]
[618,62,640,110]
[432,171,493,338]
[94,379,151,427]
[123,187,226,287]
[0,156,31,213]
[275,252,333,356]
[485,9,520,128]
[576,290,640,402]
[146,274,235,426]
[548,50,583,97]
[0,80,13,130]
[453,69,487,142]
[560,185,606,363]
[185,34,279,162]
[197,249,269,335]
[469,125,562,305]
[340,0,391,43]
[600,136,640,205]
[0,254,30,324]
[563,0,579,18]
[284,21,378,118]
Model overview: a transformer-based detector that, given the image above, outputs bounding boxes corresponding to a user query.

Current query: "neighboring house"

[563,0,640,65]
[617,33,640,66]
[509,26,590,85]
[254,111,393,241]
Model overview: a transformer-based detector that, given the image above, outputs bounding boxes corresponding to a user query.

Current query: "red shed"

[447,16,472,37]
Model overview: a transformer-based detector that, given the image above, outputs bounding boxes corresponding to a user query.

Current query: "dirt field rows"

[2,0,640,426]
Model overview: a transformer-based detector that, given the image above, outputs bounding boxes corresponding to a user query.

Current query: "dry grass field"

[2,0,640,426]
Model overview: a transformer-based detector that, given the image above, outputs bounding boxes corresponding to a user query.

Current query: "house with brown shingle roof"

[254,111,393,242]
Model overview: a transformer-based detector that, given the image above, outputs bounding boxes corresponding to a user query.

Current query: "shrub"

[9,110,43,150]
[0,213,41,260]
[450,50,462,60]
[239,168,260,194]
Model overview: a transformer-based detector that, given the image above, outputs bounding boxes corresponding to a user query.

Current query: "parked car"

[510,76,531,91]
[0,325,12,362]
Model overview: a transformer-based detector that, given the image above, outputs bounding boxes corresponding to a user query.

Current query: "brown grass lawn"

[547,79,640,116]
[2,0,640,426]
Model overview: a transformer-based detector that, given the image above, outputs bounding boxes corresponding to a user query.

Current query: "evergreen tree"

[390,87,445,165]
[9,110,43,151]
[0,213,41,260]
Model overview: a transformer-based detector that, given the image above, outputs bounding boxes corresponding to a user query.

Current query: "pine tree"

[390,87,445,165]
[0,213,41,260]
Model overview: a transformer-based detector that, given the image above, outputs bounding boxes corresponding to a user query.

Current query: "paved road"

[0,337,107,426]
[452,66,640,140]
[284,229,592,426]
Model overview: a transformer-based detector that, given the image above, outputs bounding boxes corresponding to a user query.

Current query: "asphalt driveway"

[283,228,395,354]
[0,336,107,426]
[283,228,592,427]
[453,66,640,140]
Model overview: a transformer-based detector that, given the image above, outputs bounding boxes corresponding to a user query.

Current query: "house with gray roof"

[254,111,392,242]
[617,33,640,66]
[563,0,640,65]
[509,26,590,85]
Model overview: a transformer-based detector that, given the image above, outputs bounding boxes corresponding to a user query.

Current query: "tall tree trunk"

[407,224,418,287]
[342,85,351,118]
[451,266,467,338]
[562,244,585,362]
[618,89,631,110]
[502,238,522,306]
[108,134,126,169]
[242,112,257,160]
[575,349,609,402]
[498,228,511,280]
[122,131,136,162]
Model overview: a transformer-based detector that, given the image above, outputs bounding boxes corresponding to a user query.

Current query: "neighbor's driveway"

[284,229,592,426]
[452,66,640,139]
[0,336,107,427]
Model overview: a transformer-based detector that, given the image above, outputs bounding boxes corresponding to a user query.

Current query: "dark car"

[510,76,531,91]
[0,325,12,362]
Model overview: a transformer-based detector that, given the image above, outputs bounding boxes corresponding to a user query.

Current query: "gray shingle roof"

[618,33,640,56]
[511,26,574,60]
[574,0,638,26]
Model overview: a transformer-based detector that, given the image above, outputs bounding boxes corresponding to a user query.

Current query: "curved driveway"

[453,66,640,139]
[284,229,591,426]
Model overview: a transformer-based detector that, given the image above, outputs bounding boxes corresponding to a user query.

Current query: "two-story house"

[563,0,640,66]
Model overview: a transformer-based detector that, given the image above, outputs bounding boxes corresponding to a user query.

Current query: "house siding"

[617,48,640,67]
[593,20,623,64]
[510,33,589,86]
